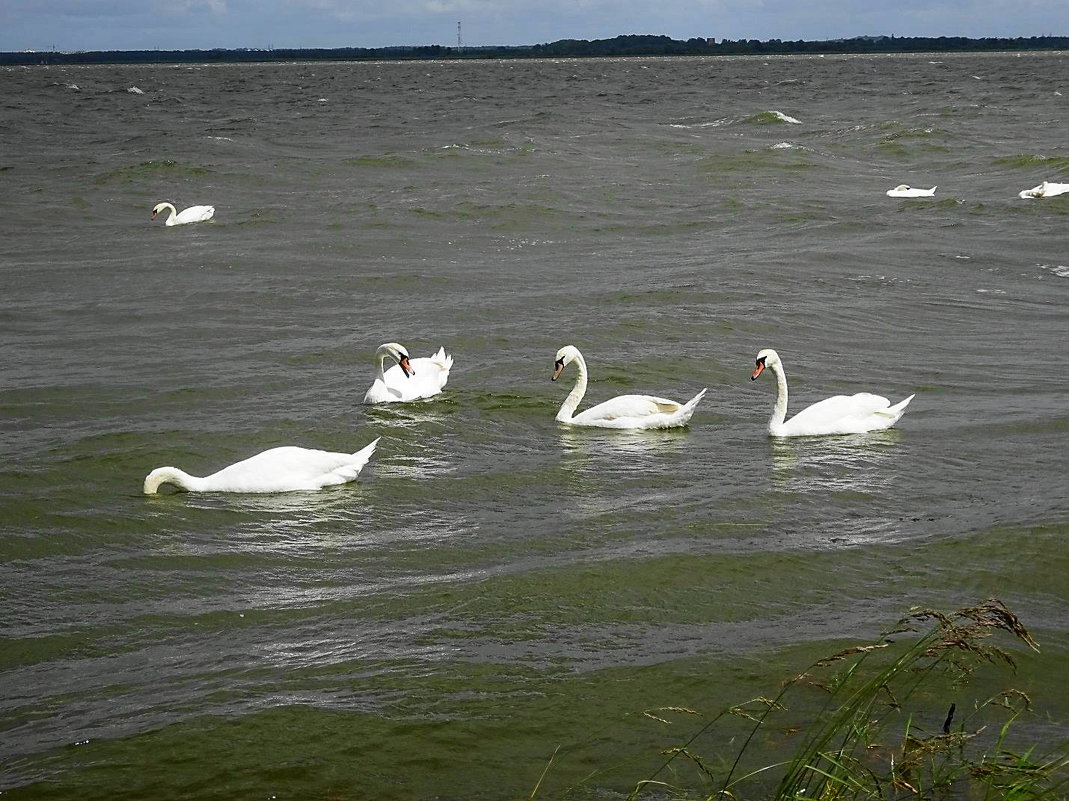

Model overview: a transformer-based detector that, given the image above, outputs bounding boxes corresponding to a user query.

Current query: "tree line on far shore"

[4,33,1067,66]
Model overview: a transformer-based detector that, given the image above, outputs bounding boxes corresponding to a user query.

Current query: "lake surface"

[1,51,1067,799]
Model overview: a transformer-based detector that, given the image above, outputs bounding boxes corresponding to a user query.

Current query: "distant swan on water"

[750,349,914,437]
[151,202,215,226]
[143,439,379,494]
[551,345,706,429]
[886,184,937,198]
[1018,181,1069,199]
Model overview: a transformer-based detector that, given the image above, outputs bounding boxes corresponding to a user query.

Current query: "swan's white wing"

[174,205,215,224]
[572,394,680,423]
[782,392,905,436]
[428,346,454,373]
[569,390,704,429]
[201,443,376,492]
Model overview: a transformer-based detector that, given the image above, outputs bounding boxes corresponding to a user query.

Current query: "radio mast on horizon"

[457,21,462,49]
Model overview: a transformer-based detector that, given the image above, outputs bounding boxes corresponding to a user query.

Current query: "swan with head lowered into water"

[151,202,215,226]
[1018,180,1069,199]
[143,439,379,494]
[750,349,913,437]
[551,345,706,429]
[363,342,453,404]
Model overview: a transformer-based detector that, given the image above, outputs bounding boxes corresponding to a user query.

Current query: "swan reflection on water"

[558,425,691,465]
[556,426,694,522]
[770,429,903,493]
[361,400,454,430]
[173,487,468,553]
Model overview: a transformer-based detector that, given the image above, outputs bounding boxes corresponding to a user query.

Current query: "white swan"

[363,342,453,404]
[151,202,215,226]
[886,184,937,198]
[551,345,706,429]
[1018,181,1069,199]
[750,349,914,437]
[143,439,379,494]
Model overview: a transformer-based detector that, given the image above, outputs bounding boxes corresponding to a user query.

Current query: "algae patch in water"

[876,126,953,155]
[343,154,420,169]
[95,160,210,185]
[994,153,1069,170]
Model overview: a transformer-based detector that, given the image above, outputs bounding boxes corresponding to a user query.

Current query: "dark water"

[1,52,1067,799]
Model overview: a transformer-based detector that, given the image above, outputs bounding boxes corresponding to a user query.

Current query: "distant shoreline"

[4,33,1068,66]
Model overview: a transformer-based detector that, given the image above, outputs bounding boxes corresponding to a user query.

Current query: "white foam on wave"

[1039,264,1069,278]
[770,110,802,124]
[668,118,730,129]
[127,86,144,95]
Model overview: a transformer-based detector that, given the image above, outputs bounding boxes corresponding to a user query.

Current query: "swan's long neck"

[374,352,388,383]
[768,361,789,434]
[144,467,199,494]
[557,352,588,422]
[161,203,177,225]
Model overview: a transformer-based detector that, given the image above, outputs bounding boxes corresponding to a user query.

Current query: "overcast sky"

[2,0,1067,53]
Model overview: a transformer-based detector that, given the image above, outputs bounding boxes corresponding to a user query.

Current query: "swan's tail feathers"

[336,437,380,480]
[677,388,707,423]
[689,387,708,404]
[877,393,915,422]
[430,346,454,371]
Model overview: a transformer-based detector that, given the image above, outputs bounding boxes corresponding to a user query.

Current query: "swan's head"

[377,342,413,377]
[552,345,581,381]
[751,348,781,381]
[150,202,170,220]
[892,184,910,192]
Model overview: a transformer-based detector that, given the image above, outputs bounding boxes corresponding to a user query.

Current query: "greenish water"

[2,52,1068,798]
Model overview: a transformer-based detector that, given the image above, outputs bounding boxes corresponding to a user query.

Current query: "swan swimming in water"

[143,439,379,494]
[363,342,453,404]
[750,349,914,437]
[886,184,937,198]
[551,345,706,429]
[151,202,215,226]
[1018,181,1069,199]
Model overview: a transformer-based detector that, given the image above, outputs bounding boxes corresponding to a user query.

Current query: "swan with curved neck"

[750,348,914,437]
[151,202,215,226]
[143,439,379,494]
[551,345,706,429]
[363,342,452,404]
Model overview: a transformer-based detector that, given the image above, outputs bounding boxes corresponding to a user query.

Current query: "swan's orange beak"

[551,358,565,381]
[399,356,414,378]
[150,210,158,220]
[750,361,766,381]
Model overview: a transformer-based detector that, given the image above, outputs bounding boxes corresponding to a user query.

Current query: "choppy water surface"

[1,52,1068,799]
